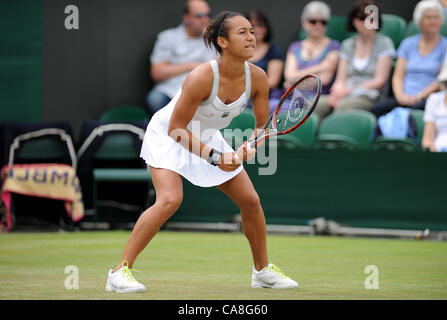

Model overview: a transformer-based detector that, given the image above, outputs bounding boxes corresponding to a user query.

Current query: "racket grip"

[248,140,257,150]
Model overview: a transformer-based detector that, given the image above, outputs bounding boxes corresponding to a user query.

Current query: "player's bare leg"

[115,167,183,271]
[217,169,268,271]
[217,169,298,289]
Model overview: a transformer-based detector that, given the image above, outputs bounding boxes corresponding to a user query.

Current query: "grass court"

[1,230,446,300]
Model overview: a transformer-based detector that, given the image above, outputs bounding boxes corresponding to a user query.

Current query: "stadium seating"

[221,109,256,148]
[98,105,149,123]
[225,108,255,131]
[275,112,320,149]
[76,120,152,228]
[380,14,407,49]
[93,132,151,226]
[0,122,78,230]
[409,109,425,141]
[313,109,377,150]
[371,136,420,151]
[371,109,425,152]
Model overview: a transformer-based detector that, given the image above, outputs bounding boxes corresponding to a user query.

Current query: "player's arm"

[250,64,270,144]
[168,64,241,171]
[168,63,212,158]
[236,64,270,162]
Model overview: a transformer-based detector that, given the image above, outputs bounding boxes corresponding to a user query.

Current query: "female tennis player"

[105,11,298,293]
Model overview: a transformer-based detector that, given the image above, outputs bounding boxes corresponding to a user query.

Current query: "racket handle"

[248,140,256,149]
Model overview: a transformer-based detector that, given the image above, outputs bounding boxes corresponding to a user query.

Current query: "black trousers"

[371,97,426,117]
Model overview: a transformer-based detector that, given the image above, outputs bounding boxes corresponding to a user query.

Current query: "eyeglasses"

[193,12,211,19]
[308,19,328,26]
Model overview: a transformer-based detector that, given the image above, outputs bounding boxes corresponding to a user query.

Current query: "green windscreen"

[0,0,42,123]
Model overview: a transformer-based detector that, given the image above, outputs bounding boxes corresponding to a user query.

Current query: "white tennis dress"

[140,59,251,187]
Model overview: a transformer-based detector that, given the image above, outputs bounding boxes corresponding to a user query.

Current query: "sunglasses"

[308,19,328,26]
[355,15,367,21]
[193,12,211,19]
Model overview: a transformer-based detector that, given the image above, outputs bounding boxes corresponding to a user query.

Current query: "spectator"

[371,0,447,117]
[245,10,285,112]
[314,0,395,120]
[283,1,339,95]
[146,0,216,116]
[422,59,447,152]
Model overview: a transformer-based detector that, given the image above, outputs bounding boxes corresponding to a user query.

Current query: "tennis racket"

[249,74,322,149]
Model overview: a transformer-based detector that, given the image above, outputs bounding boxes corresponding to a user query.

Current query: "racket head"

[272,74,321,135]
[249,74,321,148]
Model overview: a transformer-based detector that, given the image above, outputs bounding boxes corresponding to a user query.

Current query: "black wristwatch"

[207,149,222,166]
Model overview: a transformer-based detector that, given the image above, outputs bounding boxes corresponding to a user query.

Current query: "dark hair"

[346,0,382,32]
[204,11,243,53]
[245,10,272,43]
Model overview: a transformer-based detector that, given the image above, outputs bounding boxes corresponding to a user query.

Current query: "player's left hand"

[236,141,256,162]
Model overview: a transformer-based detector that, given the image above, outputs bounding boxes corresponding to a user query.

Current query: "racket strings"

[275,77,318,133]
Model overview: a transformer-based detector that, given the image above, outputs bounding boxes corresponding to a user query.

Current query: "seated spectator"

[146,0,216,116]
[283,1,339,95]
[245,10,285,111]
[314,0,395,120]
[422,60,447,152]
[371,0,447,117]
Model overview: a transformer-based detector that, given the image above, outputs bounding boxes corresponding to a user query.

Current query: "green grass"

[0,230,446,300]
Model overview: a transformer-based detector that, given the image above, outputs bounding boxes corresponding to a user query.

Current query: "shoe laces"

[266,264,287,279]
[120,260,140,282]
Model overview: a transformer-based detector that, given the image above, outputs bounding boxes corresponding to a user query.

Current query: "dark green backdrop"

[0,0,42,123]
[173,148,447,231]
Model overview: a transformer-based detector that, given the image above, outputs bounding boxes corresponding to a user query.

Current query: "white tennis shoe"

[251,263,299,289]
[105,261,146,293]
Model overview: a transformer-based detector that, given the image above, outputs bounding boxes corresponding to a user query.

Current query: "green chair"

[299,15,352,43]
[314,110,377,150]
[405,20,447,38]
[225,109,256,131]
[94,133,141,161]
[91,127,149,222]
[99,105,149,122]
[8,128,77,169]
[405,20,419,38]
[380,14,406,49]
[5,125,78,230]
[275,112,320,149]
[221,109,256,148]
[76,123,151,228]
[410,109,425,141]
[371,136,420,151]
[370,109,425,152]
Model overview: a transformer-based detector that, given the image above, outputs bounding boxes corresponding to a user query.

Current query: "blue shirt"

[397,34,447,95]
[252,44,284,73]
[253,44,284,72]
